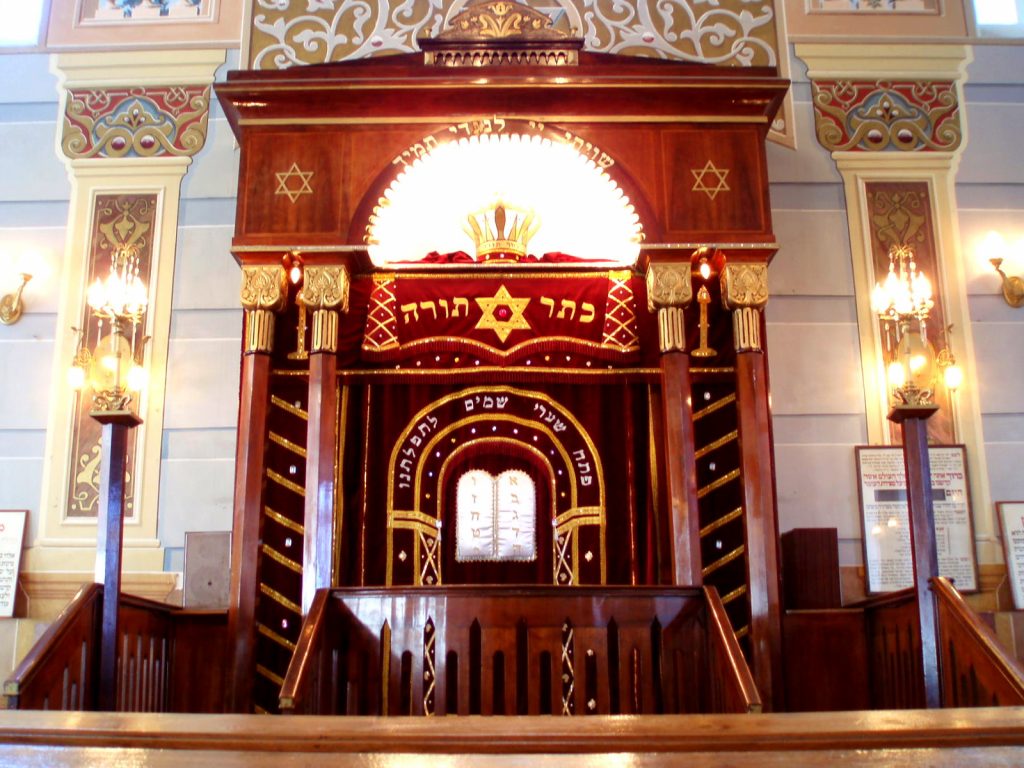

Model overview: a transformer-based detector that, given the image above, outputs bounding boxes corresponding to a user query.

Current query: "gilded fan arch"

[349,118,661,255]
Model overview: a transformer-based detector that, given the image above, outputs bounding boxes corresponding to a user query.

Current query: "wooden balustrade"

[3,584,102,711]
[4,585,228,713]
[932,576,1024,707]
[280,586,760,716]
[861,587,925,709]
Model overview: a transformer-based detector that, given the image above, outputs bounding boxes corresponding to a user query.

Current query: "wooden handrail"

[3,583,101,709]
[279,587,330,714]
[704,586,761,713]
[4,584,228,713]
[843,586,916,611]
[931,576,1024,706]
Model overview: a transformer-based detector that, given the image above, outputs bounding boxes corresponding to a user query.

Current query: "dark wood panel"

[781,529,842,610]
[782,610,870,711]
[240,131,347,237]
[661,128,770,239]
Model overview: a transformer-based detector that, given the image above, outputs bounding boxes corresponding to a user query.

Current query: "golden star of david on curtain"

[691,160,730,200]
[275,162,314,203]
[474,285,531,342]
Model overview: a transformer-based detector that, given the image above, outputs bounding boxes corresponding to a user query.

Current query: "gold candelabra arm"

[0,273,32,325]
[990,257,1024,308]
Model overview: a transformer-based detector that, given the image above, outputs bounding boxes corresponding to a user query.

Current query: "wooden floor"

[2,708,1024,766]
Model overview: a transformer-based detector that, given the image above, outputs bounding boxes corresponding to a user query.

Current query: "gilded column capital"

[240,265,288,312]
[645,263,692,312]
[298,265,350,313]
[720,262,768,311]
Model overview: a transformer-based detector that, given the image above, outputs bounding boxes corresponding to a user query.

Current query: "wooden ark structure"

[214,1,786,715]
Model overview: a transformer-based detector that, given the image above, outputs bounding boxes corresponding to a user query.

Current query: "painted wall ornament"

[811,80,962,152]
[249,0,778,70]
[61,85,211,159]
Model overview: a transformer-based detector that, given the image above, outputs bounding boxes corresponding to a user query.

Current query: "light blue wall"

[958,45,1024,511]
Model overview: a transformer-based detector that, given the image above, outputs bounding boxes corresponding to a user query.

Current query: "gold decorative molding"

[310,309,340,354]
[645,263,692,311]
[241,266,288,312]
[656,307,686,354]
[241,266,287,355]
[732,306,762,353]
[439,0,568,40]
[298,266,350,354]
[720,262,769,310]
[691,160,731,200]
[298,265,350,312]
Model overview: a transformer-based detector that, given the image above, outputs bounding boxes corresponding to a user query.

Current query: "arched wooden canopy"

[216,39,789,714]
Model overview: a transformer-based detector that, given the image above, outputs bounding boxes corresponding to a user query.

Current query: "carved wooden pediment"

[439,0,568,41]
[422,0,582,67]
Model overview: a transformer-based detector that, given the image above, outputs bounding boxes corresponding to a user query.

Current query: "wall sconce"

[69,244,149,414]
[0,272,32,325]
[991,258,1024,308]
[982,231,1024,308]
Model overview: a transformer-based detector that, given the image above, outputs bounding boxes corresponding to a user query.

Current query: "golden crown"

[464,202,539,262]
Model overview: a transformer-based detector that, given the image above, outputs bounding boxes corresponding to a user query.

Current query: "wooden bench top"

[2,708,1024,766]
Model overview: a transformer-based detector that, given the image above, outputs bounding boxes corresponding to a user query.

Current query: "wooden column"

[646,263,702,586]
[889,403,942,708]
[722,262,783,711]
[226,265,286,713]
[92,410,142,712]
[298,265,350,614]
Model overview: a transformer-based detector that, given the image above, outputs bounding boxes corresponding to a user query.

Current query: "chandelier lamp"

[69,243,149,414]
[870,244,962,408]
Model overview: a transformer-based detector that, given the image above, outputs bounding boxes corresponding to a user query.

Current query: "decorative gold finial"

[464,202,539,262]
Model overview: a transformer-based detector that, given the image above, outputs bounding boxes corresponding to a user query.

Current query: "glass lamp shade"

[91,332,134,394]
[892,323,937,399]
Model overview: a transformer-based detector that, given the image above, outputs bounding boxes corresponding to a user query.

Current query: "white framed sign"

[0,510,27,617]
[855,446,977,594]
[997,502,1024,611]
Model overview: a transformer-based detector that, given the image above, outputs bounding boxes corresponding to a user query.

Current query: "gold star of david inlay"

[474,285,531,343]
[275,162,314,203]
[691,160,730,200]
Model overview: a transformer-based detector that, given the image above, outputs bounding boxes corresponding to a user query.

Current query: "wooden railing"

[861,586,925,709]
[4,584,228,713]
[932,576,1024,707]
[280,586,760,716]
[2,584,102,710]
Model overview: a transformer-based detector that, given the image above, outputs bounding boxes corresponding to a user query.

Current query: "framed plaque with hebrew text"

[997,502,1024,610]
[856,446,977,594]
[0,510,27,617]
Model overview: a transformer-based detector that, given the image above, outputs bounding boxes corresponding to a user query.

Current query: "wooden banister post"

[646,262,702,586]
[92,410,142,712]
[227,265,286,713]
[298,265,349,615]
[721,261,783,712]
[889,404,942,708]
